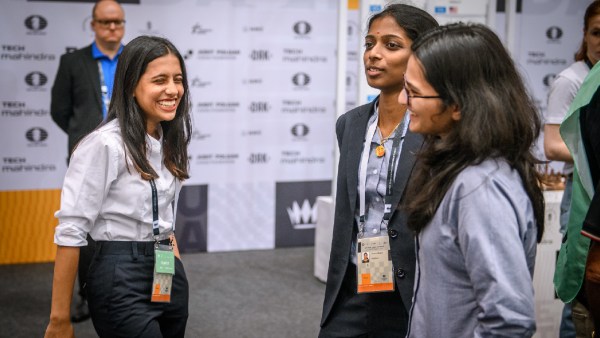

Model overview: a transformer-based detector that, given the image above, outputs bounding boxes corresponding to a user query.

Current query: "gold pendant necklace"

[375,122,401,158]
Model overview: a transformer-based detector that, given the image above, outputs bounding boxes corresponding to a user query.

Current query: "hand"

[45,318,75,338]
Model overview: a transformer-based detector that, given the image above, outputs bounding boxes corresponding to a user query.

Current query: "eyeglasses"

[94,19,125,28]
[402,78,440,107]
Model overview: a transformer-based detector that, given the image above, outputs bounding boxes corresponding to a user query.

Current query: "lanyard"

[150,178,180,239]
[96,60,110,119]
[358,112,408,235]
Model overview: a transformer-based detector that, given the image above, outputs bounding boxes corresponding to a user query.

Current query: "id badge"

[151,244,175,303]
[356,235,394,293]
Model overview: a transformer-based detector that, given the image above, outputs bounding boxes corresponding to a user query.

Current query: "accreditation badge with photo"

[356,235,394,293]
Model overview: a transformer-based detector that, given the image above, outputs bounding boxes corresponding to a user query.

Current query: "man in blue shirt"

[50,0,125,323]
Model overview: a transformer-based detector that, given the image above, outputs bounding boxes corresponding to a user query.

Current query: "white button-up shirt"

[54,119,179,247]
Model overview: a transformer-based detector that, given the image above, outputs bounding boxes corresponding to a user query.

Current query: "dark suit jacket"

[51,44,103,154]
[320,98,423,326]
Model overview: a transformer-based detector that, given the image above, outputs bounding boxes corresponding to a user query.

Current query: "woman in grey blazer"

[319,4,437,337]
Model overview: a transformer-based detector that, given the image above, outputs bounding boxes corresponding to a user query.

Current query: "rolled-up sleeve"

[54,131,119,247]
[457,179,537,337]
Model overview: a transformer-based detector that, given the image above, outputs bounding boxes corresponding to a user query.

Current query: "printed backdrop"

[0,0,339,262]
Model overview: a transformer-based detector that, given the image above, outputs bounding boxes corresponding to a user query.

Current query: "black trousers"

[78,234,96,298]
[87,241,189,338]
[319,263,408,338]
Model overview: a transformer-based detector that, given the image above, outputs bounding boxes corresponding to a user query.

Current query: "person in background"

[401,23,544,337]
[45,35,191,338]
[556,59,600,337]
[49,0,126,323]
[319,4,438,337]
[546,2,600,335]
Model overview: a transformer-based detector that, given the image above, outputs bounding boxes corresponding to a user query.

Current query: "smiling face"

[363,15,412,94]
[133,53,184,137]
[400,56,460,139]
[585,14,600,65]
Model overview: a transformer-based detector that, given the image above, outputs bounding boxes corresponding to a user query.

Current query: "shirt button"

[372,228,379,234]
[372,169,378,174]
[375,197,381,202]
[396,268,406,279]
[389,229,398,238]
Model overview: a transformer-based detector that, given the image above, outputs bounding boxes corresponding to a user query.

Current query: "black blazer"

[320,98,423,326]
[51,44,104,154]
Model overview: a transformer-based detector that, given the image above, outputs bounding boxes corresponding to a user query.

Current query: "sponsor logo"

[190,77,212,88]
[275,181,331,247]
[243,26,264,32]
[248,101,270,113]
[434,6,447,14]
[192,23,213,34]
[185,49,240,60]
[293,21,312,36]
[138,21,160,35]
[25,15,48,34]
[175,185,208,252]
[2,101,49,117]
[25,127,48,145]
[291,123,309,138]
[526,51,567,66]
[242,78,263,85]
[369,4,382,13]
[287,199,317,230]
[280,150,326,165]
[250,49,271,61]
[282,48,327,63]
[292,72,311,87]
[2,157,56,173]
[546,26,563,41]
[543,74,556,87]
[281,100,326,114]
[1,45,55,61]
[195,153,239,164]
[195,101,239,113]
[242,129,262,136]
[192,130,211,140]
[248,153,269,164]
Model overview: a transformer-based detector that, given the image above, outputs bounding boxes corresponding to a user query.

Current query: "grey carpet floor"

[0,247,326,338]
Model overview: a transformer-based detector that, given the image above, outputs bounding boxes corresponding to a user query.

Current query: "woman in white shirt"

[45,35,192,338]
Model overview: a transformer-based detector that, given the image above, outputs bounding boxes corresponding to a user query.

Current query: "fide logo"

[26,127,48,144]
[546,26,563,41]
[543,74,556,88]
[25,71,48,88]
[25,15,48,33]
[293,21,312,36]
[291,123,309,138]
[292,72,310,87]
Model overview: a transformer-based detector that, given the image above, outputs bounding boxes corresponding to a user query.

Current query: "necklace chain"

[378,121,401,146]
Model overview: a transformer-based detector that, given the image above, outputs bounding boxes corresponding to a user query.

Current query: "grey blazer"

[320,98,423,326]
[51,44,103,154]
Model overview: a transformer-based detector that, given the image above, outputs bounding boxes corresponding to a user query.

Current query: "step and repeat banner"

[0,0,339,263]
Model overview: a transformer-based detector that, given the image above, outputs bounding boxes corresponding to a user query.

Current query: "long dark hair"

[106,35,192,180]
[404,23,545,242]
[575,0,600,61]
[367,3,438,40]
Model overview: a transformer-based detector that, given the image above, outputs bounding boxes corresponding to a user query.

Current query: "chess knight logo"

[275,180,331,247]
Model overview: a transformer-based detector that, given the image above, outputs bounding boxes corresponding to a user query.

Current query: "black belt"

[95,239,171,256]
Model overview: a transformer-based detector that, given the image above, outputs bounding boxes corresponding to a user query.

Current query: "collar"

[92,42,124,61]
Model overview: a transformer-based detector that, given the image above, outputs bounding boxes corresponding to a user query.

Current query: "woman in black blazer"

[319,4,438,337]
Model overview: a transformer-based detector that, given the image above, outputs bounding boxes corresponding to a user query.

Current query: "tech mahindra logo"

[287,199,317,230]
